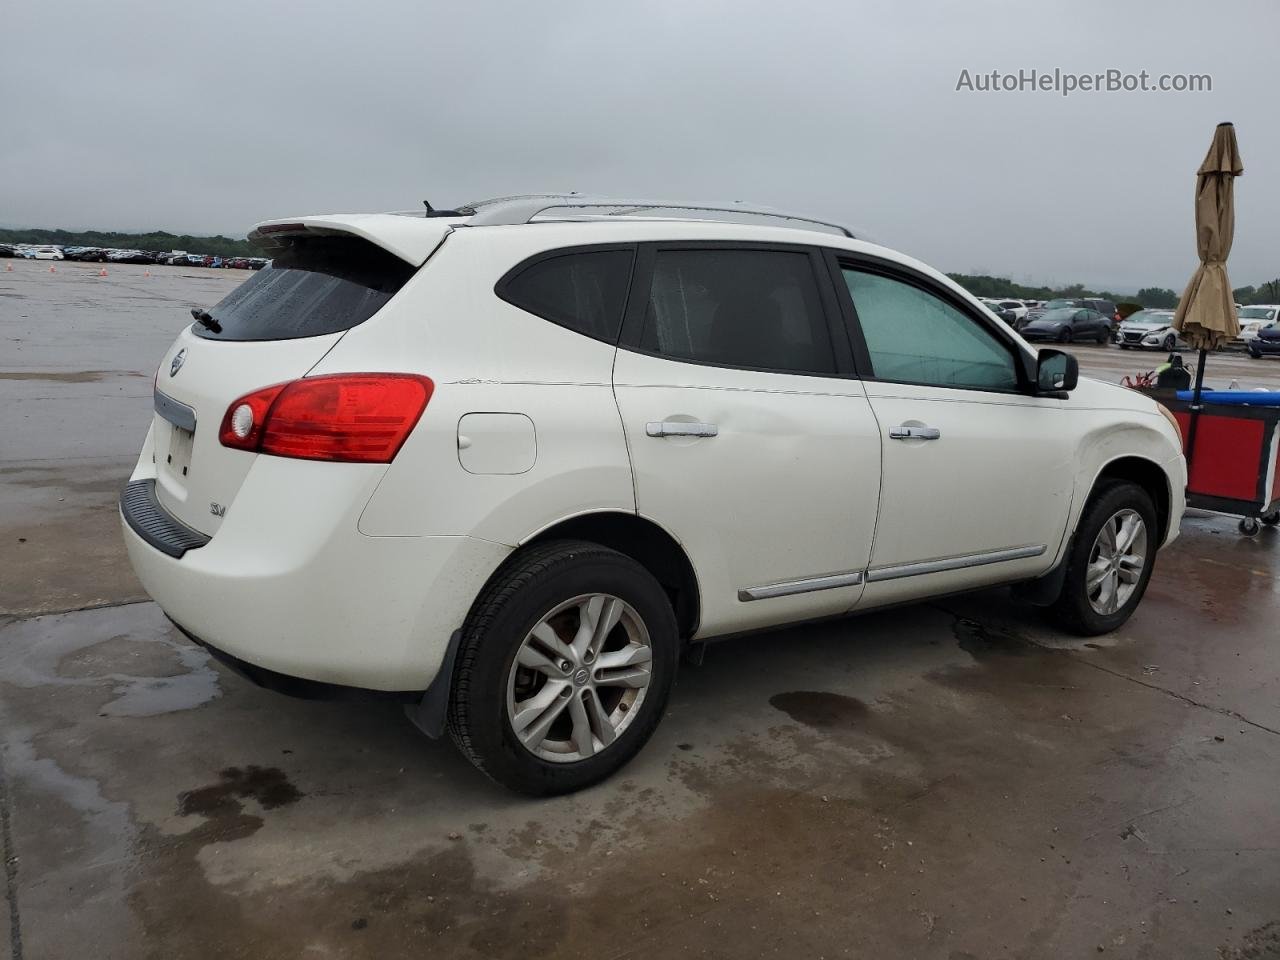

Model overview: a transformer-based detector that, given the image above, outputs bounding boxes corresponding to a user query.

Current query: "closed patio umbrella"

[1172,122,1244,465]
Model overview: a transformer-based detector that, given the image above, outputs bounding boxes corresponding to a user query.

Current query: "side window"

[499,249,634,343]
[841,267,1019,391]
[639,249,836,375]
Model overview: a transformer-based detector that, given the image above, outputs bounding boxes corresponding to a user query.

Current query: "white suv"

[122,196,1186,794]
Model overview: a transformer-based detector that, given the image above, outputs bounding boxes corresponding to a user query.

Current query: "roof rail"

[453,194,856,239]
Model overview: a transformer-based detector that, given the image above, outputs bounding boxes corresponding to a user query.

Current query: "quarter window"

[842,268,1018,390]
[500,249,634,343]
[639,249,836,375]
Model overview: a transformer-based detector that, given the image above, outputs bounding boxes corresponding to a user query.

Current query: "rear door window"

[498,248,635,343]
[194,236,415,341]
[637,248,837,375]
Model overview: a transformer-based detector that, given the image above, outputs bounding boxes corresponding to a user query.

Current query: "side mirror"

[1037,349,1078,393]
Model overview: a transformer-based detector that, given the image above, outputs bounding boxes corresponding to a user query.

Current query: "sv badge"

[210,502,226,518]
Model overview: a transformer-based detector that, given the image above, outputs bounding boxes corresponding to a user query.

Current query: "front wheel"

[447,540,678,795]
[1163,334,1177,352]
[1058,330,1073,344]
[1046,482,1158,635]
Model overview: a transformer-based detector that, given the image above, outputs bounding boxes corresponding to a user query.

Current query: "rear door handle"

[888,425,941,440]
[646,421,719,438]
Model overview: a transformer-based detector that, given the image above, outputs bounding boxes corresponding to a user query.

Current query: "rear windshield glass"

[194,236,415,341]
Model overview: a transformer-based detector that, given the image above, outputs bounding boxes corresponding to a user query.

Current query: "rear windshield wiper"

[191,308,222,333]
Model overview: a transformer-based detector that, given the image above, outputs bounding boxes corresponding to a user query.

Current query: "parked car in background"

[982,300,1018,326]
[1023,298,1119,331]
[993,299,1029,322]
[0,244,15,258]
[64,246,110,262]
[1238,305,1280,342]
[1246,320,1280,358]
[108,249,158,265]
[121,195,1185,794]
[1082,298,1120,330]
[1020,307,1112,344]
[29,245,64,261]
[1022,297,1086,327]
[1116,310,1181,351]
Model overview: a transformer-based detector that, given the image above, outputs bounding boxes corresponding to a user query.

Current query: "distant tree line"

[5,226,1279,305]
[950,273,1280,308]
[0,227,263,258]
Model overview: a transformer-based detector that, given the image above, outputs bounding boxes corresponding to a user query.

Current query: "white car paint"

[1238,305,1280,342]
[122,207,1186,693]
[30,245,63,260]
[995,299,1029,322]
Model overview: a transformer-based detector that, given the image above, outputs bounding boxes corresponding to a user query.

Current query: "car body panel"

[122,213,1186,696]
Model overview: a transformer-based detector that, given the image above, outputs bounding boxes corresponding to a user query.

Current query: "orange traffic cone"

[98,267,108,277]
[4,263,11,272]
[49,265,56,273]
[143,270,151,278]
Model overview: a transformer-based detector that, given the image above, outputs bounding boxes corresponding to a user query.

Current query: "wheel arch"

[522,511,701,640]
[1085,454,1173,545]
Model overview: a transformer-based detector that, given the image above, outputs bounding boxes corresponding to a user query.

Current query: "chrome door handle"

[888,425,941,440]
[646,421,719,438]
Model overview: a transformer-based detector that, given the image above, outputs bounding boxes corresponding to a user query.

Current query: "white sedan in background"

[1116,310,1181,351]
[1238,305,1280,342]
[29,245,64,261]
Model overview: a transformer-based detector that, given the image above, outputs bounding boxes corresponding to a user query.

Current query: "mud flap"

[404,629,463,739]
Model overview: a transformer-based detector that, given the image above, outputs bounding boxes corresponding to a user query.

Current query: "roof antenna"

[423,200,434,217]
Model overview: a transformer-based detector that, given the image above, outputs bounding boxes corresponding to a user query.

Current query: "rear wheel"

[1046,482,1158,636]
[447,540,678,795]
[1058,330,1073,344]
[1096,330,1108,345]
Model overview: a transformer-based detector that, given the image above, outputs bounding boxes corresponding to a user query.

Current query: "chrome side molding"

[738,570,864,602]
[738,545,1047,602]
[865,544,1046,583]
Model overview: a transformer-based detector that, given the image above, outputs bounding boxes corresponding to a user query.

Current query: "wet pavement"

[2,259,1280,959]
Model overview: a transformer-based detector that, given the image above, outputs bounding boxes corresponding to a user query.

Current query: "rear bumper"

[122,454,512,691]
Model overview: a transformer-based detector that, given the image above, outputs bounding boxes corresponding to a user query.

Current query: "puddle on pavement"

[952,616,1035,657]
[769,690,870,729]
[0,370,144,382]
[178,766,303,818]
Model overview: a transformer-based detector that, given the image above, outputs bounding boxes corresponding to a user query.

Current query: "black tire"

[1261,511,1280,526]
[1119,343,1131,350]
[1162,334,1177,352]
[1248,349,1262,360]
[1096,330,1108,345]
[447,540,678,795]
[1058,330,1073,344]
[1046,481,1159,636]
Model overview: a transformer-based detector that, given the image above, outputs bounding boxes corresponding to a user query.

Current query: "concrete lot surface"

[2,259,1280,959]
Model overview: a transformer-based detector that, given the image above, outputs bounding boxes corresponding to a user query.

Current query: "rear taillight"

[219,374,433,463]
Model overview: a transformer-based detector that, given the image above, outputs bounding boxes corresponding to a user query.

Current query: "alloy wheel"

[506,593,653,763]
[1086,508,1148,615]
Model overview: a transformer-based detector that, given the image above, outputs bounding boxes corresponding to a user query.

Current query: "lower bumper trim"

[168,617,422,703]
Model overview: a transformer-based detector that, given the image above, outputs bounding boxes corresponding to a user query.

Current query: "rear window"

[194,236,415,341]
[498,248,634,343]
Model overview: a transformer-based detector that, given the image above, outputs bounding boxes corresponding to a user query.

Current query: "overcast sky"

[3,0,1277,290]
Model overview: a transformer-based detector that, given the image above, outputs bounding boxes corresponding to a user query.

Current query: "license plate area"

[161,423,196,481]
